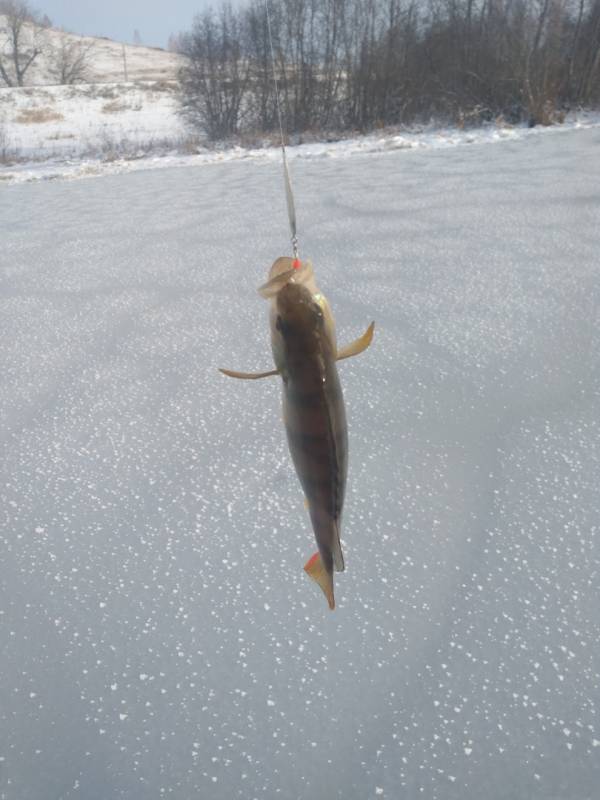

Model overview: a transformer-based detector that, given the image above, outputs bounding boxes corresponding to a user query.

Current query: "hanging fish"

[220,257,374,609]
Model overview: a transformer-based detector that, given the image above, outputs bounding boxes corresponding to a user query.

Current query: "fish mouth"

[258,267,297,298]
[258,258,314,299]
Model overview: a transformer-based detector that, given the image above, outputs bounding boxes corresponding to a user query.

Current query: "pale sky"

[37,0,240,48]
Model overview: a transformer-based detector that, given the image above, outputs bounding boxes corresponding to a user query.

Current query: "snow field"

[1,104,599,184]
[0,81,188,163]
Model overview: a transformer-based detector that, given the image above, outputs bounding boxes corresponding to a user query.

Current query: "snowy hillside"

[1,126,599,800]
[0,15,183,84]
[0,16,187,164]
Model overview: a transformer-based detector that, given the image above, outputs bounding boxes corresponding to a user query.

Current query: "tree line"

[178,0,600,140]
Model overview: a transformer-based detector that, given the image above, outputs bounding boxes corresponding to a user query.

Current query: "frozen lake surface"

[1,127,599,799]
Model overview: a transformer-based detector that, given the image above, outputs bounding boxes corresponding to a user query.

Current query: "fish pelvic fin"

[218,367,279,380]
[336,321,375,362]
[304,552,335,610]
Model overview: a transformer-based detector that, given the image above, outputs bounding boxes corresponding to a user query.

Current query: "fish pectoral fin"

[336,321,375,362]
[304,552,335,610]
[218,367,279,380]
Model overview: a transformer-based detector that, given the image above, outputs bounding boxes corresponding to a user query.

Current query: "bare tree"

[563,0,586,96]
[576,0,600,102]
[48,33,95,84]
[167,32,187,53]
[0,0,48,86]
[179,5,251,140]
[244,0,277,133]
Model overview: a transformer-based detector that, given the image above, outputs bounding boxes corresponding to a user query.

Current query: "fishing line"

[264,0,299,262]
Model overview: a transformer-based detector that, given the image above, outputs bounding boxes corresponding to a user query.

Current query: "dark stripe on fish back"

[286,428,333,473]
[285,386,323,410]
[284,388,346,520]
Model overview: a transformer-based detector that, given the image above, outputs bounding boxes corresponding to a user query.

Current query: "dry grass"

[17,88,54,101]
[101,100,129,114]
[177,134,205,154]
[148,80,178,94]
[101,99,142,114]
[88,85,120,100]
[15,107,65,124]
[527,98,567,127]
[237,130,290,149]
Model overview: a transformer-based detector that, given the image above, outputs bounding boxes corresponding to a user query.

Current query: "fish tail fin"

[304,552,335,610]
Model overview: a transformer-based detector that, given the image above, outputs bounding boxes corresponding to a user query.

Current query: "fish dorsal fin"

[336,321,375,362]
[219,367,279,380]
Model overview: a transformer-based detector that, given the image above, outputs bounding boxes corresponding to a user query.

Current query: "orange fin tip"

[304,552,335,610]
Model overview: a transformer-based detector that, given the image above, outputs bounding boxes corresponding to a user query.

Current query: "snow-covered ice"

[1,126,599,799]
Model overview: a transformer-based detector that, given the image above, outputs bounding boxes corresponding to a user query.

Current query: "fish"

[220,257,374,609]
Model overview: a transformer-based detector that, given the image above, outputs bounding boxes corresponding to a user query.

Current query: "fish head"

[258,257,335,328]
[258,257,318,300]
[259,257,336,343]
